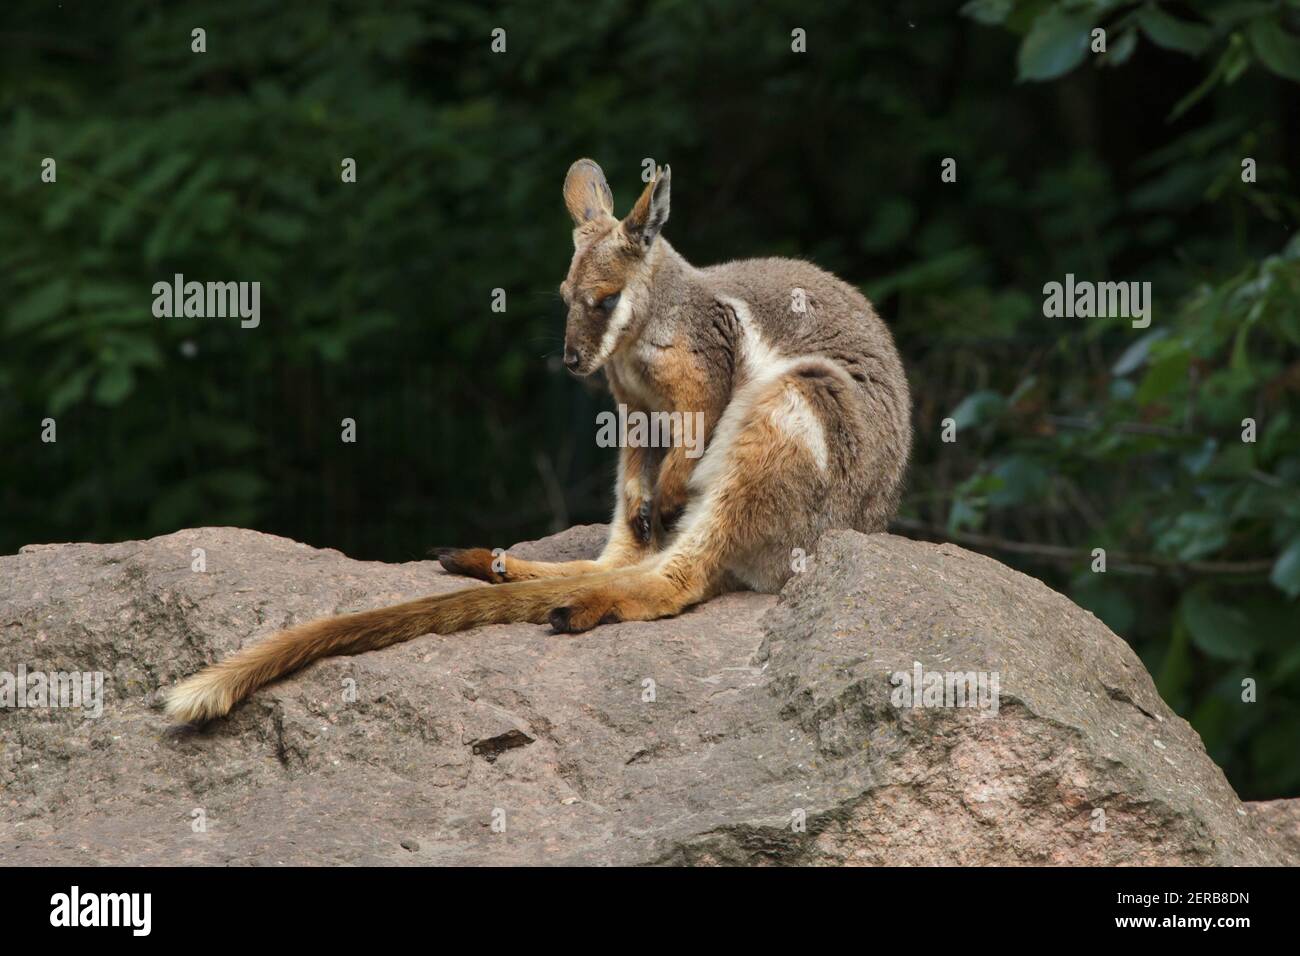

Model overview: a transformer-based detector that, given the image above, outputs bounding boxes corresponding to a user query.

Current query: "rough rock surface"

[0,525,1291,865]
[1244,799,1300,863]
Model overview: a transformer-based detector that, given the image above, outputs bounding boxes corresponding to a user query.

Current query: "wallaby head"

[559,158,671,376]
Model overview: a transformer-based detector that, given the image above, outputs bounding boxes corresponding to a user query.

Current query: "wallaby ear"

[563,158,615,226]
[622,165,671,247]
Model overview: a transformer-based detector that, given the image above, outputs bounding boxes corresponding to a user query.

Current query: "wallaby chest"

[605,336,682,412]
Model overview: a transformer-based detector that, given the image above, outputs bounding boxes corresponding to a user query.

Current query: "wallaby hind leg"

[437,448,660,583]
[434,547,605,582]
[434,516,654,583]
[546,363,849,632]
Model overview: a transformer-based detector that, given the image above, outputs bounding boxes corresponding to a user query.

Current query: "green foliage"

[1,0,1298,797]
[933,0,1300,797]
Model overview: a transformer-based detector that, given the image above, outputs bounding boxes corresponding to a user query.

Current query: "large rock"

[0,526,1290,865]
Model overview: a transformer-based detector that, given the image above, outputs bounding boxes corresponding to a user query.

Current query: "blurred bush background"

[2,0,1298,798]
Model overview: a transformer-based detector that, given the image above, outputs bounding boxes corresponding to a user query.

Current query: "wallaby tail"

[163,572,618,725]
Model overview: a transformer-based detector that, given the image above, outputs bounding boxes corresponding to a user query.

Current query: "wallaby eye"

[598,292,621,313]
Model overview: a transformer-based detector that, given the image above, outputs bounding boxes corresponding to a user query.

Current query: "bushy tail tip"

[163,668,237,725]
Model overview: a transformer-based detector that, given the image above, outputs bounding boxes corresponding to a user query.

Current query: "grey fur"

[562,161,912,593]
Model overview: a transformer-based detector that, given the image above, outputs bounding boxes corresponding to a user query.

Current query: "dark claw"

[632,500,653,544]
[548,606,574,633]
[434,547,468,575]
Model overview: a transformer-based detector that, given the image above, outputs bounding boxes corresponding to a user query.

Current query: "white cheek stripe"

[592,241,663,368]
[594,293,636,366]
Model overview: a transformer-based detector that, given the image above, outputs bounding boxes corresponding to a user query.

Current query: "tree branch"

[890,517,1275,577]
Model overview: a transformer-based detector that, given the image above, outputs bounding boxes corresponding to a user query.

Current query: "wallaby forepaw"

[631,501,653,544]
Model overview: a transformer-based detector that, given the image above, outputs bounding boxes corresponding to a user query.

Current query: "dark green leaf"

[1270,537,1300,597]
[1180,589,1258,660]
[1247,18,1300,82]
[1138,6,1214,56]
[1018,8,1095,81]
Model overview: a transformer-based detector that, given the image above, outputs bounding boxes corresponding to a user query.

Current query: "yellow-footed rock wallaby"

[165,159,912,725]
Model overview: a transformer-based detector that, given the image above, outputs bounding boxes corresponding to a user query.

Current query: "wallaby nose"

[563,347,581,371]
